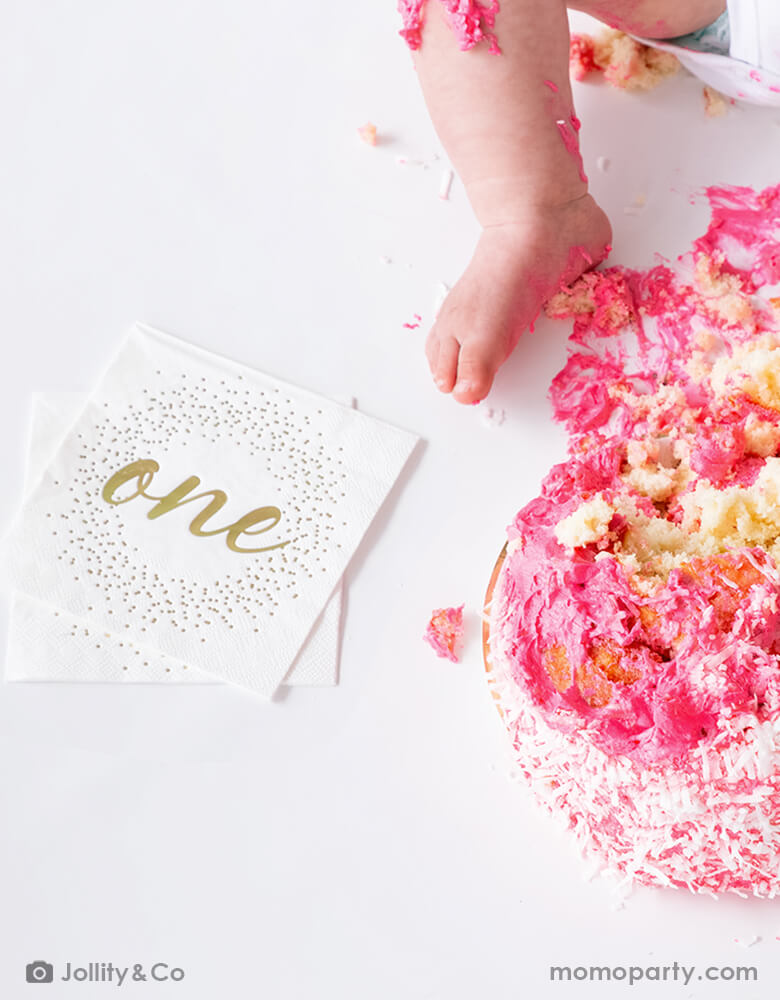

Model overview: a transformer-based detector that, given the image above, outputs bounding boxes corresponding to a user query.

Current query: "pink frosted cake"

[484,185,780,897]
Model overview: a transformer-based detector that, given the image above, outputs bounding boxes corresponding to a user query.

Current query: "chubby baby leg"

[568,0,727,38]
[412,0,611,404]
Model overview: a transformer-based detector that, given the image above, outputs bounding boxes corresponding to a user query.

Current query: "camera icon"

[26,961,54,984]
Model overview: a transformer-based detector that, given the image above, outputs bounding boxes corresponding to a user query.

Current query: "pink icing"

[554,114,588,184]
[569,33,598,82]
[397,0,501,54]
[692,184,780,290]
[689,423,746,483]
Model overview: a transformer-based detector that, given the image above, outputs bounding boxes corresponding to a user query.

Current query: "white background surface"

[2,2,780,997]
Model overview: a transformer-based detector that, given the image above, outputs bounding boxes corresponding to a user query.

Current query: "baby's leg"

[416,0,611,404]
[569,0,726,37]
[416,0,725,405]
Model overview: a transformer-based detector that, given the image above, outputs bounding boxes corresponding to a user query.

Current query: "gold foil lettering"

[226,507,286,553]
[145,477,229,534]
[102,460,289,554]
[102,460,160,505]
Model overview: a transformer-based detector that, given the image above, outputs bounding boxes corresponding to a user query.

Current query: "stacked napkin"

[3,324,418,698]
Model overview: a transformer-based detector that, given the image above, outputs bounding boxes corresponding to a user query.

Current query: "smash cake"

[484,184,780,897]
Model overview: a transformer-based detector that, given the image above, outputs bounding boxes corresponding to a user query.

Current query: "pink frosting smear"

[398,0,501,54]
[489,184,780,897]
[555,114,588,185]
[569,33,598,81]
[425,605,465,661]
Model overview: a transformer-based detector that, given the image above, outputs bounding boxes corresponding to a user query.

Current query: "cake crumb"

[571,29,679,92]
[624,194,647,216]
[424,605,465,662]
[703,85,729,117]
[693,252,755,328]
[555,494,615,549]
[744,413,780,457]
[357,122,377,146]
[595,30,680,91]
[481,406,506,428]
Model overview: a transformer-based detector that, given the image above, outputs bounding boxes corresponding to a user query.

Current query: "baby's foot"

[426,194,612,404]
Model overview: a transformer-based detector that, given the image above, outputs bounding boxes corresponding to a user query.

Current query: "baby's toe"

[424,326,440,373]
[429,333,460,393]
[452,340,502,404]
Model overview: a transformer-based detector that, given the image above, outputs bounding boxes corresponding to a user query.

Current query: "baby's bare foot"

[426,194,612,404]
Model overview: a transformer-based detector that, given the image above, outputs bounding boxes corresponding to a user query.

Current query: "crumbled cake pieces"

[570,29,680,92]
[487,184,780,896]
[425,605,465,661]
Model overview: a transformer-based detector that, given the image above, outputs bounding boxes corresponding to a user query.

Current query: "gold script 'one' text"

[101,459,290,554]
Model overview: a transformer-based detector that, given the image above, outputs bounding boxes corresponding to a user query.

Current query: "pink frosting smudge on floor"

[425,605,465,661]
[403,313,423,330]
[398,0,501,54]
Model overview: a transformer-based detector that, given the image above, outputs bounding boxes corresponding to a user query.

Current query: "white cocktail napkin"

[4,324,418,697]
[5,392,344,686]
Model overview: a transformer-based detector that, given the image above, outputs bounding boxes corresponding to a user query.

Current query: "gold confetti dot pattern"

[51,371,350,659]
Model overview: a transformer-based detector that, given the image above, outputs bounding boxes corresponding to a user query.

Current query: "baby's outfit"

[637,0,780,105]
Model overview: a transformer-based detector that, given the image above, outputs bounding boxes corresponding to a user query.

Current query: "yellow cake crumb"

[680,458,780,563]
[593,30,679,91]
[554,494,615,549]
[710,335,780,410]
[625,463,681,502]
[555,458,780,587]
[620,506,689,564]
[744,414,780,457]
[703,85,729,117]
[692,253,755,328]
